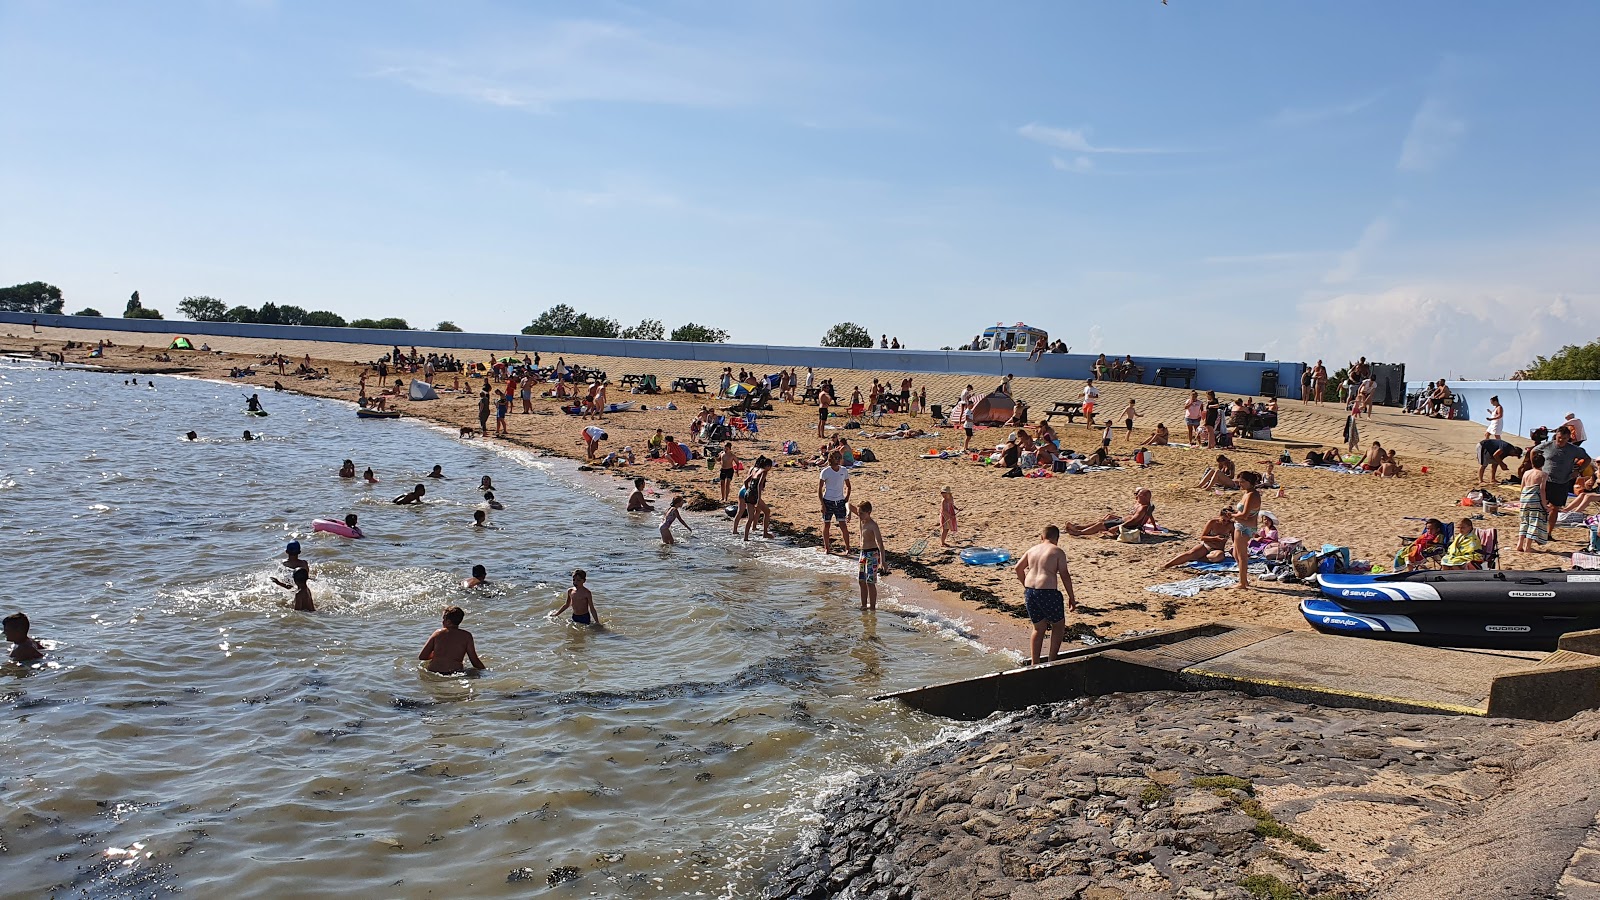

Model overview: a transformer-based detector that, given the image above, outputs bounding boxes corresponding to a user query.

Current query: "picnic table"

[1044,401,1085,423]
[801,386,821,403]
[672,376,708,394]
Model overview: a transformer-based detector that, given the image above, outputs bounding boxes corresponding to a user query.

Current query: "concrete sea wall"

[1414,379,1600,439]
[1,311,1304,399]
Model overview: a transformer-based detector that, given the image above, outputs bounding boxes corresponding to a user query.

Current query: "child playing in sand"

[4,612,44,662]
[270,567,315,612]
[939,487,959,547]
[660,496,692,544]
[627,477,654,512]
[418,606,486,674]
[554,569,601,626]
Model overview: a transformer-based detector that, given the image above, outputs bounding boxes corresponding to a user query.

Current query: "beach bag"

[857,448,877,463]
[1117,527,1143,544]
[1052,459,1068,473]
[844,421,860,429]
[782,440,799,455]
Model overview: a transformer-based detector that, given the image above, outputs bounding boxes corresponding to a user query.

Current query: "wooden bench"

[1155,367,1197,389]
[672,377,708,394]
[1045,401,1085,423]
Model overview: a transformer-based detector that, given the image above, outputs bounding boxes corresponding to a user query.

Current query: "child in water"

[342,513,363,538]
[393,484,426,504]
[627,477,654,512]
[427,465,445,479]
[554,569,601,626]
[483,491,503,510]
[472,510,492,528]
[660,497,692,545]
[418,606,485,674]
[4,612,44,662]
[363,467,378,483]
[270,567,315,612]
[464,564,489,588]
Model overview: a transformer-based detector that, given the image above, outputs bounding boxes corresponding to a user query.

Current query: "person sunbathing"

[1065,488,1155,537]
[1142,423,1170,446]
[1200,455,1236,490]
[1084,444,1118,467]
[1562,474,1600,513]
[1162,509,1234,567]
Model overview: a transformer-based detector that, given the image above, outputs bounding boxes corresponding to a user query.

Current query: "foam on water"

[0,361,1007,897]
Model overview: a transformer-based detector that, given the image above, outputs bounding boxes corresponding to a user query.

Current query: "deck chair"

[1473,527,1500,570]
[1395,521,1454,571]
[743,411,759,436]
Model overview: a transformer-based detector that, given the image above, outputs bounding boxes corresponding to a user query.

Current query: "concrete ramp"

[876,623,1600,722]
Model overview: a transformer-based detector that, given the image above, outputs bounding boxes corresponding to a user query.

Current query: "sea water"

[0,361,1006,898]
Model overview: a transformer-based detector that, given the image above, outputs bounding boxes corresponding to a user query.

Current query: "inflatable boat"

[356,408,401,419]
[1301,570,1600,650]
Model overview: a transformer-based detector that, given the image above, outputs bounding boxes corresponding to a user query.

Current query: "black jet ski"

[1301,570,1600,650]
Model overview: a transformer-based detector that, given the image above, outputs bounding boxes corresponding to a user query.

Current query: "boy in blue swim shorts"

[855,501,885,610]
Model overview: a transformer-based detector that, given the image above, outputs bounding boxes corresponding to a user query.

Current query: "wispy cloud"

[373,20,783,112]
[1271,91,1384,127]
[1202,251,1326,265]
[1018,123,1174,155]
[1397,95,1466,172]
[1051,155,1093,173]
[1323,215,1393,284]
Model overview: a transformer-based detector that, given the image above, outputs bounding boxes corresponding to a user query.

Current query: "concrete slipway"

[876,622,1600,722]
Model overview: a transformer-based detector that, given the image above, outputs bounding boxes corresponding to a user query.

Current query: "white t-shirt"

[962,407,975,429]
[1083,385,1099,403]
[819,465,851,501]
[583,426,605,442]
[1569,418,1588,442]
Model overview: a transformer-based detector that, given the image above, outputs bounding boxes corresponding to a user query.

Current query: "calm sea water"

[0,361,1006,898]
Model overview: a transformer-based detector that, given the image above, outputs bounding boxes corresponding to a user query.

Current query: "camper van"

[971,323,1048,352]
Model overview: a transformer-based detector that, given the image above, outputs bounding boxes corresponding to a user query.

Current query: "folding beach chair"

[1473,527,1500,570]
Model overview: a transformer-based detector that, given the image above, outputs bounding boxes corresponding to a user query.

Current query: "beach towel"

[1146,574,1236,598]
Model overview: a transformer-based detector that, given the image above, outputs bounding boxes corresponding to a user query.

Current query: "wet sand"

[4,325,1555,657]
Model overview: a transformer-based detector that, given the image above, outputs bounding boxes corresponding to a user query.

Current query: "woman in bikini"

[1231,471,1263,590]
[1200,454,1236,490]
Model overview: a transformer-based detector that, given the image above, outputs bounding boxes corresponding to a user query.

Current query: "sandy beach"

[2,325,1549,654]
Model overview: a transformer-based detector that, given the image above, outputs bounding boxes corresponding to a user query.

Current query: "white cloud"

[1271,92,1384,127]
[1397,96,1466,172]
[1050,155,1093,173]
[1018,123,1172,155]
[1296,285,1597,378]
[373,20,783,111]
[1323,216,1393,284]
[1086,324,1105,354]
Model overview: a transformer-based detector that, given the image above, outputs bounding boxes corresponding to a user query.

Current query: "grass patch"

[1238,797,1324,853]
[1190,775,1254,794]
[1138,782,1170,805]
[1240,874,1301,900]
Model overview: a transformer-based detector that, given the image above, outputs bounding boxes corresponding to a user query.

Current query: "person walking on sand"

[939,487,958,547]
[717,441,740,504]
[1183,390,1204,444]
[1122,398,1142,438]
[494,390,510,436]
[477,389,491,435]
[961,402,975,451]
[1312,360,1328,406]
[1230,471,1263,590]
[1015,525,1076,665]
[735,456,772,540]
[418,606,486,674]
[816,386,833,439]
[856,501,886,611]
[660,496,692,544]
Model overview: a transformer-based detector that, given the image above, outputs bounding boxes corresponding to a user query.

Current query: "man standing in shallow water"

[1015,525,1077,665]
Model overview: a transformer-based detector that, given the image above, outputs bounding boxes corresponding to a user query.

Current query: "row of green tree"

[518,304,728,343]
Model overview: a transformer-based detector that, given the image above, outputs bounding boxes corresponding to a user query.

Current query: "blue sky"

[3,1,1597,377]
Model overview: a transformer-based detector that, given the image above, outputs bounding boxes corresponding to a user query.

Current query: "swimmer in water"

[464,564,488,588]
[4,612,45,662]
[626,476,654,512]
[478,476,494,493]
[339,459,356,478]
[427,465,445,479]
[393,484,426,505]
[282,541,309,576]
[418,606,485,674]
[270,567,315,612]
[363,467,378,483]
[343,513,363,538]
[660,496,691,545]
[185,431,198,441]
[242,430,256,441]
[246,393,263,413]
[483,491,503,511]
[472,509,491,528]
[554,569,600,626]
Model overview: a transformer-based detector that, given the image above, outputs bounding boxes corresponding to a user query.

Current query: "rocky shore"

[761,691,1600,900]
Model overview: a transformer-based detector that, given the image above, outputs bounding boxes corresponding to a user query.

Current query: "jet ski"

[1301,569,1600,650]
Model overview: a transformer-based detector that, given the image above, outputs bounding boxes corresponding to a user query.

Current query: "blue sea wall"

[1415,379,1600,440]
[2,311,1305,398]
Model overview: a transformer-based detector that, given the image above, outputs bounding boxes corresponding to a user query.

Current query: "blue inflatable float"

[960,547,1012,566]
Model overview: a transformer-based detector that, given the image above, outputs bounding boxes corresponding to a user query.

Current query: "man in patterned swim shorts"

[1014,525,1078,665]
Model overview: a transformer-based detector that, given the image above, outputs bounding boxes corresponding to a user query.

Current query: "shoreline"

[1,326,1548,660]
